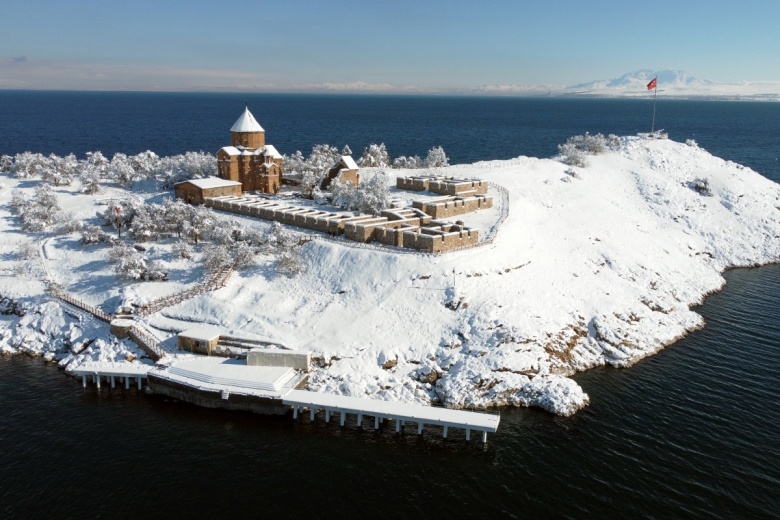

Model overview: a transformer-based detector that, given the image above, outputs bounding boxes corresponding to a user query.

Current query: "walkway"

[284,389,500,443]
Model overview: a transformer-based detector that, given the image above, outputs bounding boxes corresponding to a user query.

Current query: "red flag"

[647,77,657,90]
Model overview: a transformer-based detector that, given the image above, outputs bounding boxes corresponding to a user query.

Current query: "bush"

[276,248,304,277]
[689,177,712,196]
[557,133,620,167]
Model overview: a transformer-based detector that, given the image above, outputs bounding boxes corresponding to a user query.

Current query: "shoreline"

[1,137,779,416]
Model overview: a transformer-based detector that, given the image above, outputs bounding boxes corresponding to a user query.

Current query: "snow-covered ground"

[2,136,779,415]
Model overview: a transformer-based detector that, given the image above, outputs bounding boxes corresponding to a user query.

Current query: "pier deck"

[284,389,500,443]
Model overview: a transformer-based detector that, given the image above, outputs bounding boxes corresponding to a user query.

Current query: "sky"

[2,0,779,93]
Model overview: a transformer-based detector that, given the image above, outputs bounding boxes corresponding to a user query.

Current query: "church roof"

[230,107,264,133]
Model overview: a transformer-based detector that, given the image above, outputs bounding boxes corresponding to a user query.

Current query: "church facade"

[217,107,284,194]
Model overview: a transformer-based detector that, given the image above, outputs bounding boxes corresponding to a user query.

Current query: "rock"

[378,350,397,370]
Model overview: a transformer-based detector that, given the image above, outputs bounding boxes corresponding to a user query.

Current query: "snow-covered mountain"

[567,69,711,94]
[474,70,780,100]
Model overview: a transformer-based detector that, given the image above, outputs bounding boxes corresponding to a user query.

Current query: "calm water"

[1,92,779,518]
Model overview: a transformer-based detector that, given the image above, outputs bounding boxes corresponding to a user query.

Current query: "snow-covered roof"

[230,107,264,133]
[341,155,359,170]
[220,146,241,156]
[221,145,282,159]
[178,325,222,342]
[263,144,283,159]
[175,177,242,190]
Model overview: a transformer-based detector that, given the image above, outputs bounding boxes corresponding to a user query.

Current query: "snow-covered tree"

[357,143,391,168]
[0,155,13,172]
[423,146,449,168]
[109,244,147,280]
[145,260,169,281]
[331,170,390,215]
[41,153,79,186]
[202,244,232,272]
[17,242,37,260]
[172,240,193,259]
[81,224,110,245]
[341,144,352,156]
[153,151,217,188]
[12,152,50,179]
[19,184,61,232]
[232,241,256,269]
[129,205,160,242]
[392,155,423,169]
[80,166,103,194]
[9,189,30,214]
[265,221,299,249]
[101,199,138,238]
[54,211,83,235]
[108,153,138,187]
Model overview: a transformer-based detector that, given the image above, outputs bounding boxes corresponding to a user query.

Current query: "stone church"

[217,107,284,194]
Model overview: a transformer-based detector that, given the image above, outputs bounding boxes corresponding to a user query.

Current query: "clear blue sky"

[2,0,778,92]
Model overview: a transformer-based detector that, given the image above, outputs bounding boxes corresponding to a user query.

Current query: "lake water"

[1,92,778,517]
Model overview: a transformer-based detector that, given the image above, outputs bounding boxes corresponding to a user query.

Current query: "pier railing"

[138,264,235,317]
[51,288,113,323]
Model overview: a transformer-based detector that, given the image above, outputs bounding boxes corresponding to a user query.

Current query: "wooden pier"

[284,389,500,443]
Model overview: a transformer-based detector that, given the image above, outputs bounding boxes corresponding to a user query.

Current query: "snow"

[341,155,359,170]
[175,177,242,190]
[220,146,241,156]
[475,69,780,100]
[1,136,779,416]
[179,325,221,342]
[229,107,264,133]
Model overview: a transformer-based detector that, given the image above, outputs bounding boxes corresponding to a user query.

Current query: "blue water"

[1,92,779,518]
[2,91,779,180]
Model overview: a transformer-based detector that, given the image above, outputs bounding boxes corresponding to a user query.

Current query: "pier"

[70,363,152,390]
[284,389,500,443]
[71,356,501,443]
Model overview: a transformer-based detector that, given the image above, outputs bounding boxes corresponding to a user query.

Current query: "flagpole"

[651,79,658,133]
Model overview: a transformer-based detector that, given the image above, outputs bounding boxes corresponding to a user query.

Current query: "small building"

[178,326,222,355]
[320,155,360,190]
[217,107,284,194]
[174,177,242,205]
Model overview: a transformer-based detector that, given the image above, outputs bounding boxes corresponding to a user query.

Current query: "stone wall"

[205,195,481,253]
[412,194,493,219]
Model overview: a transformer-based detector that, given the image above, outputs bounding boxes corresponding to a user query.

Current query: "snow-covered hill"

[2,136,779,415]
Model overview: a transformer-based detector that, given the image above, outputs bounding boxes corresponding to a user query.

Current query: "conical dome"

[230,107,264,133]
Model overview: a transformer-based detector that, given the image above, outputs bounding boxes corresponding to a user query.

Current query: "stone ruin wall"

[204,172,492,253]
[412,194,493,219]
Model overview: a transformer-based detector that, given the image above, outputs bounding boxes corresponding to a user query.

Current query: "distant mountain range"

[472,70,780,100]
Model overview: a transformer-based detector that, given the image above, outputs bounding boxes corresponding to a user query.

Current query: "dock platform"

[284,389,500,443]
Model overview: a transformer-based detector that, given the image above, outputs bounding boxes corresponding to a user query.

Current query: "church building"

[217,107,284,194]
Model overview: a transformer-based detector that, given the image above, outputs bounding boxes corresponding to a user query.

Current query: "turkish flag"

[647,77,657,90]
